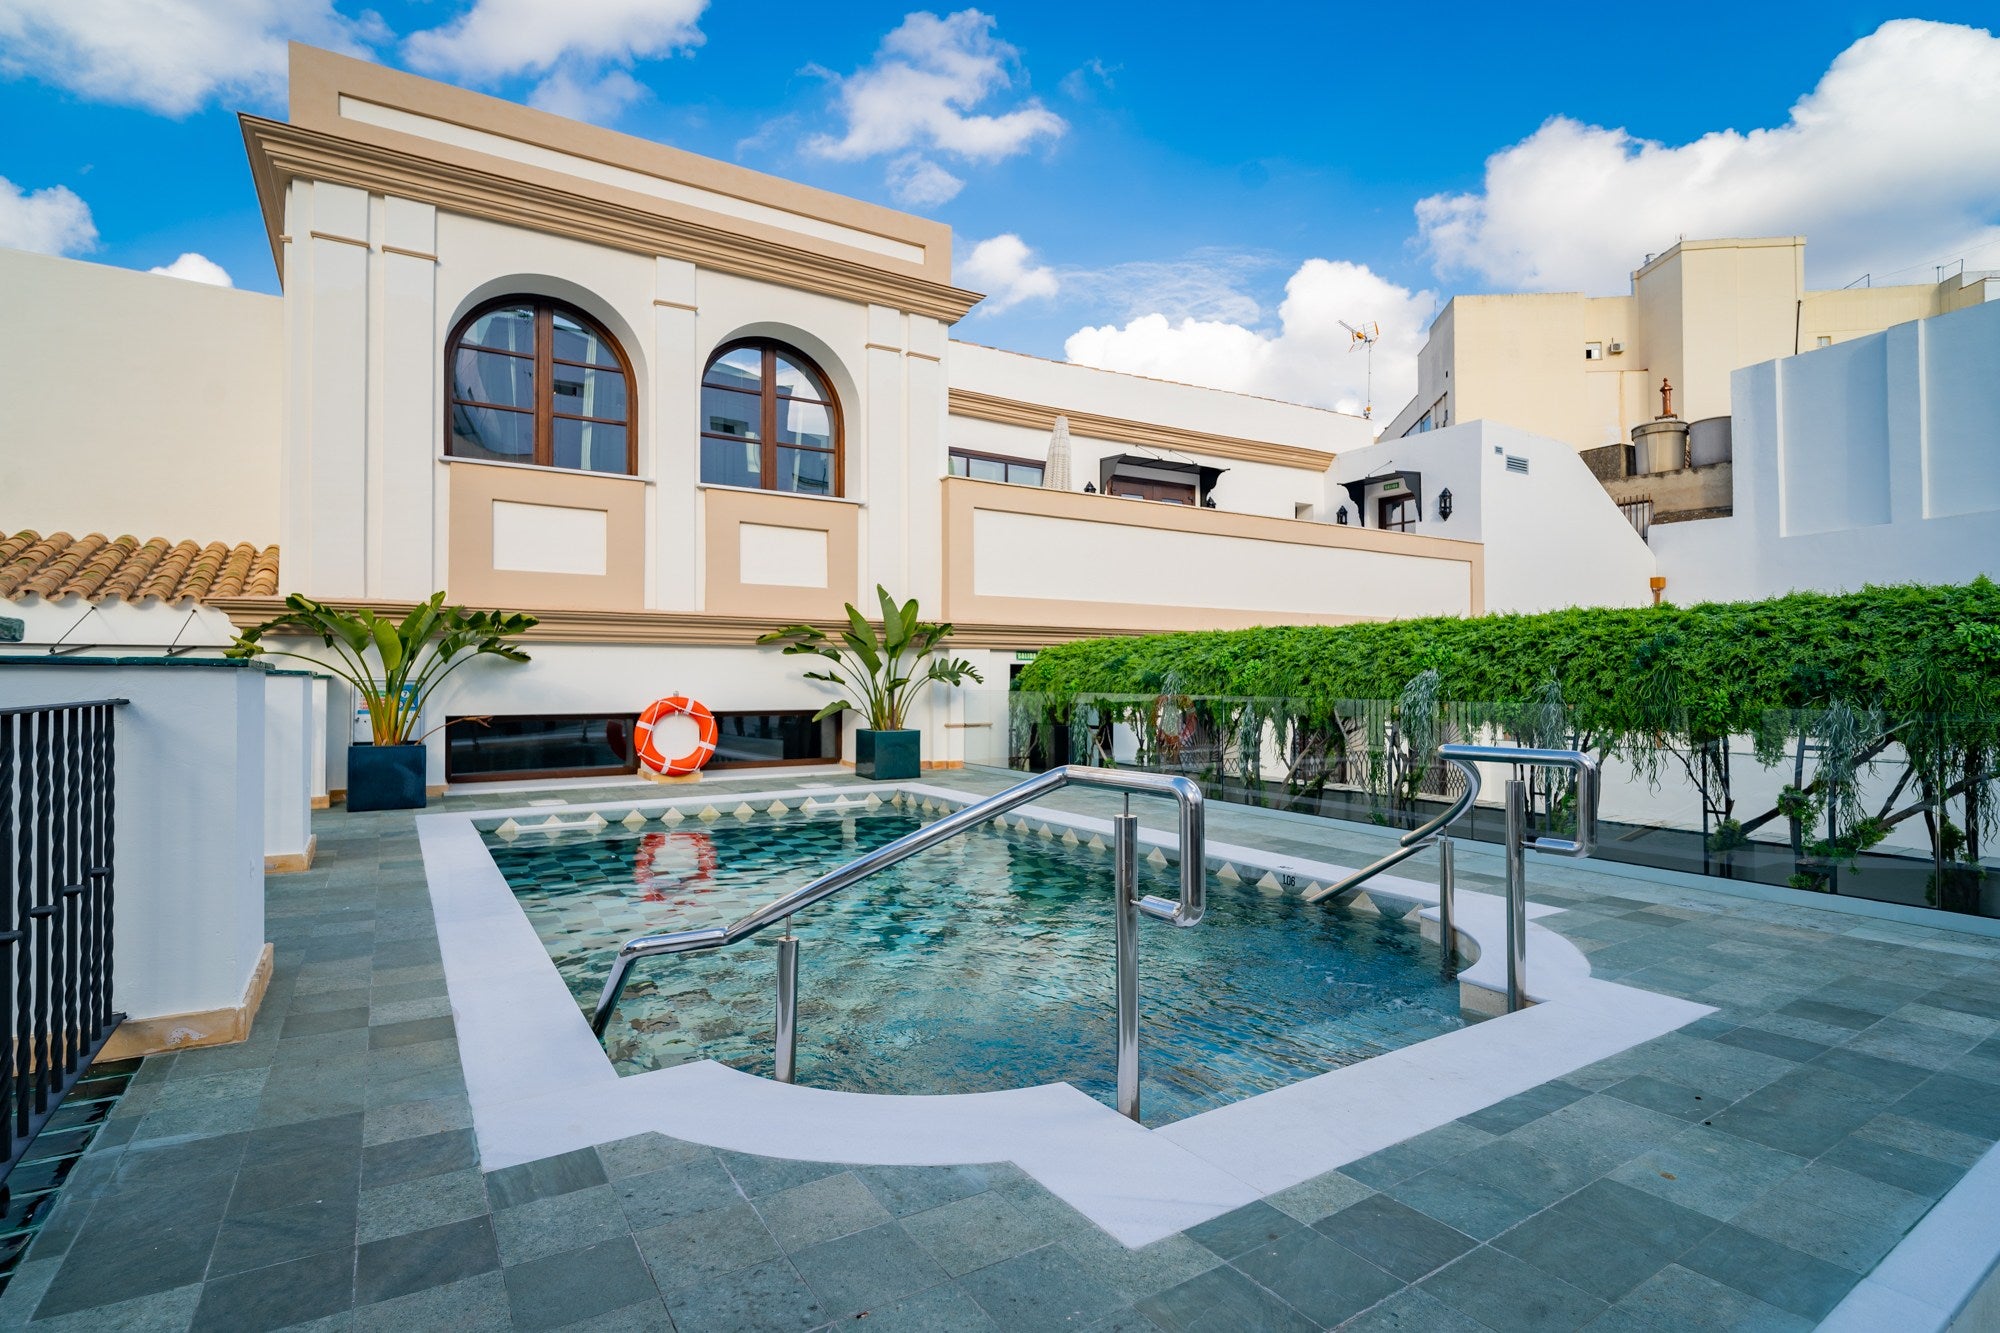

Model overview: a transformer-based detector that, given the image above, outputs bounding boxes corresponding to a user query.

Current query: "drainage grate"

[0,1058,139,1295]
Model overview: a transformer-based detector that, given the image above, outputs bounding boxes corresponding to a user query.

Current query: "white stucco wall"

[0,248,283,545]
[0,662,267,1023]
[1336,420,1656,613]
[264,672,317,864]
[1652,296,2000,602]
[948,340,1371,454]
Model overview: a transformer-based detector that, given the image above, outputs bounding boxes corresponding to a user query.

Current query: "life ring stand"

[635,695,718,779]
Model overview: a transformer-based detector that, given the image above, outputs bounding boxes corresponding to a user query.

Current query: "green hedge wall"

[1013,580,2000,743]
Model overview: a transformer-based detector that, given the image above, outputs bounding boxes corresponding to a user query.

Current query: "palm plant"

[758,585,981,729]
[230,593,537,746]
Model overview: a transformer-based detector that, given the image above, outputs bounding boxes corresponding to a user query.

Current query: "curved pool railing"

[588,765,1206,1121]
[1306,744,1599,1011]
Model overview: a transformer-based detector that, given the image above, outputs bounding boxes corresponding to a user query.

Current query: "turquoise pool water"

[484,802,1467,1125]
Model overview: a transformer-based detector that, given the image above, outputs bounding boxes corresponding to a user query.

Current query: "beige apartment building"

[1384,236,1998,450]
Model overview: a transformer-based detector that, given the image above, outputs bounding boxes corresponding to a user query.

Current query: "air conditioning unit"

[1607,341,1625,355]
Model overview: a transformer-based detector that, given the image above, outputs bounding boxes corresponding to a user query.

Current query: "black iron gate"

[0,699,124,1183]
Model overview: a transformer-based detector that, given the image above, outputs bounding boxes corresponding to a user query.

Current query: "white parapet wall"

[0,658,271,1057]
[263,671,320,872]
[1653,295,2000,601]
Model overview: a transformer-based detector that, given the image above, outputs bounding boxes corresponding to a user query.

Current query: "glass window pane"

[948,454,968,476]
[452,348,533,410]
[772,354,829,402]
[701,385,759,440]
[446,714,636,779]
[703,347,762,391]
[554,419,628,473]
[551,311,620,367]
[449,404,534,462]
[709,712,836,766]
[461,305,535,354]
[1009,462,1046,485]
[774,397,832,449]
[775,446,834,496]
[966,456,1005,482]
[552,364,628,422]
[701,435,762,488]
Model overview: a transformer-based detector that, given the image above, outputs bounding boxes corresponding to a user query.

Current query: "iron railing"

[0,699,124,1182]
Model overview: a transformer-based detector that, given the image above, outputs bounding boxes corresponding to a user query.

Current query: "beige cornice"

[240,116,987,324]
[946,388,1336,472]
[207,596,1168,649]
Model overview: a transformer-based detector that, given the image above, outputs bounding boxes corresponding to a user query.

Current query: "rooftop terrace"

[4,768,1997,1331]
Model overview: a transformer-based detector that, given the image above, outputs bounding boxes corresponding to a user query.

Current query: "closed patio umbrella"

[1044,415,1072,490]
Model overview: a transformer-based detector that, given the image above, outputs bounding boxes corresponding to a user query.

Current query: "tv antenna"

[1339,320,1380,419]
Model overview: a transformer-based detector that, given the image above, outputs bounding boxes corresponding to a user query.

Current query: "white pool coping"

[415,782,1711,1247]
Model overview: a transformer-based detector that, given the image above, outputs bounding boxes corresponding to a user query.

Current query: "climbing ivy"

[1014,580,2000,883]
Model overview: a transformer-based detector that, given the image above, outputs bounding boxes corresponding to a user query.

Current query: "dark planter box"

[855,729,920,781]
[347,743,428,812]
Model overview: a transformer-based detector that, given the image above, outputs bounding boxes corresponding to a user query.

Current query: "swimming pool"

[483,799,1468,1125]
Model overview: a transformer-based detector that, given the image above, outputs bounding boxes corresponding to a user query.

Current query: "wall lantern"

[1437,488,1454,522]
[1335,505,1349,525]
[1082,481,1097,493]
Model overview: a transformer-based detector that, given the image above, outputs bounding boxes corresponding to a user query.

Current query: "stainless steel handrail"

[1300,744,1599,1004]
[1301,772,1482,905]
[1435,744,1599,1012]
[589,765,1206,1121]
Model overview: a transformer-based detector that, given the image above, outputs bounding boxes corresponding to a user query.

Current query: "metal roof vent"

[1505,455,1530,474]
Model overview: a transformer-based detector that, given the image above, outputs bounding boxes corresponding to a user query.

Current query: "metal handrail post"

[1113,813,1141,1121]
[1436,837,1456,981]
[1503,781,1528,1011]
[774,934,799,1084]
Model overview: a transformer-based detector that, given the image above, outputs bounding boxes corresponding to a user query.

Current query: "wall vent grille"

[1505,455,1530,474]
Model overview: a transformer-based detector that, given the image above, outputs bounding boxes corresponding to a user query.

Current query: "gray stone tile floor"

[4,767,1998,1330]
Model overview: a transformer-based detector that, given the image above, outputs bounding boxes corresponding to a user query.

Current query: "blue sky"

[4,2,1998,415]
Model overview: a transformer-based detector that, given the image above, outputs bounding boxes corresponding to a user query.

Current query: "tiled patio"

[3,768,1997,1331]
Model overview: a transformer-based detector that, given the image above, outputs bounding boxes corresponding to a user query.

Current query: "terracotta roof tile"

[1,530,281,605]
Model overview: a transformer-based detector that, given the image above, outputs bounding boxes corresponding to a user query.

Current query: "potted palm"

[231,593,537,811]
[759,585,982,780]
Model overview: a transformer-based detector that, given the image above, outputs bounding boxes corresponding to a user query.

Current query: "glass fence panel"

[991,692,1998,920]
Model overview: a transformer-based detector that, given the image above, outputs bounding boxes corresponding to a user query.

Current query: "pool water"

[485,803,1468,1125]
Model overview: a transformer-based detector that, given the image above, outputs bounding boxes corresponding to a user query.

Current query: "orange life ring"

[635,695,718,776]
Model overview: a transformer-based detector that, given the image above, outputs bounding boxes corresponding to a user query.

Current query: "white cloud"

[1064,259,1435,419]
[1064,248,1271,327]
[404,0,705,122]
[958,234,1058,313]
[806,9,1064,205]
[0,176,96,256]
[1418,19,2000,292]
[886,154,966,207]
[148,252,233,286]
[0,0,380,116]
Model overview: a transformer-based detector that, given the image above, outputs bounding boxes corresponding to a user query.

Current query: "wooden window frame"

[446,296,638,475]
[1377,495,1416,532]
[700,340,844,497]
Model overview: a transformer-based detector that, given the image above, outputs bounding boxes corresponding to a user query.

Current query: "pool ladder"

[589,766,1206,1122]
[1302,745,1600,1012]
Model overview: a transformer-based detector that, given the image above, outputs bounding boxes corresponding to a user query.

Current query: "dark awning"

[1341,470,1423,523]
[1097,454,1228,494]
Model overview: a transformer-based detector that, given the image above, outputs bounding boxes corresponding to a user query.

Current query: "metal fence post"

[1436,837,1457,981]
[1504,779,1528,1012]
[1113,812,1141,1122]
[774,933,798,1084]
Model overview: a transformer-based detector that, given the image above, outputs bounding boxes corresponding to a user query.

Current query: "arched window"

[700,340,842,496]
[447,297,634,474]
